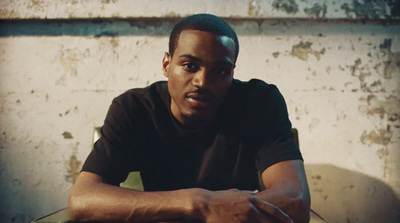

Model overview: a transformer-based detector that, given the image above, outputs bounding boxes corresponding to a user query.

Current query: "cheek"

[216,79,232,90]
[170,68,192,88]
[168,74,187,99]
[214,80,232,99]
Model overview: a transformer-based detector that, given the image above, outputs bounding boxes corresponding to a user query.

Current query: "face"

[162,30,236,129]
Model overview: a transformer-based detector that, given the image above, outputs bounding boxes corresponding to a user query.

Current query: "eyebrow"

[179,54,202,62]
[179,54,235,67]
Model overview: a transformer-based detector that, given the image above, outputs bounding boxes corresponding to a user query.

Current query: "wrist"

[185,188,211,221]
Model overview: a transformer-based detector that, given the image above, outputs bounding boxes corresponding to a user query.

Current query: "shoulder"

[116,81,167,101]
[229,79,281,103]
[104,81,168,127]
[114,81,168,109]
[226,79,289,125]
[232,78,278,94]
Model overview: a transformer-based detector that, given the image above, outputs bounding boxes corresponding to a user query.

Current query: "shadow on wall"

[306,164,400,223]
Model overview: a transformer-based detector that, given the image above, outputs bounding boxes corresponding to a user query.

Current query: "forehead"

[175,30,236,61]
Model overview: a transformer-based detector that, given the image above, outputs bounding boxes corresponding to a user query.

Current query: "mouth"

[185,92,214,109]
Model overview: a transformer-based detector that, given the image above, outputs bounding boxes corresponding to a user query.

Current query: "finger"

[225,188,258,194]
[241,190,259,194]
[250,196,294,223]
[227,188,241,192]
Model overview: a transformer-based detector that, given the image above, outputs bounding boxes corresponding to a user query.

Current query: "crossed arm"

[68,159,310,223]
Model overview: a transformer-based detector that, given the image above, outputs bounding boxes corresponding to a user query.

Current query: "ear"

[162,52,171,78]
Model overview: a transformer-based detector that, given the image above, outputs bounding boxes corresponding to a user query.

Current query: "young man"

[68,14,310,223]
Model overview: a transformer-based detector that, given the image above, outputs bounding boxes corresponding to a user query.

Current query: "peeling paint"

[163,11,179,18]
[62,131,73,139]
[348,58,388,93]
[272,0,298,14]
[101,0,118,3]
[0,5,20,18]
[380,38,392,50]
[304,3,327,18]
[379,38,400,80]
[342,184,354,190]
[294,105,309,121]
[248,0,261,17]
[341,0,391,19]
[66,154,81,184]
[336,113,347,121]
[325,66,331,74]
[309,118,320,131]
[312,175,322,180]
[360,129,392,146]
[57,47,91,85]
[59,106,79,117]
[65,142,81,184]
[292,41,325,61]
[27,0,47,13]
[359,95,400,121]
[376,148,389,159]
[110,37,120,48]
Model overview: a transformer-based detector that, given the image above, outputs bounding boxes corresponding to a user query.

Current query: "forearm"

[68,172,197,222]
[257,160,311,223]
[68,170,304,223]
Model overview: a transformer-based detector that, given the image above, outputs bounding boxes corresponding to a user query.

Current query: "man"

[68,14,310,223]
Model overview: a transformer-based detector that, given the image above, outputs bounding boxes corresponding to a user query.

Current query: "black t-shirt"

[82,79,302,191]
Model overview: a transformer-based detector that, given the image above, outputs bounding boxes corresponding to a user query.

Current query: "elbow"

[68,205,79,222]
[289,191,311,223]
[68,171,105,222]
[68,192,90,222]
[68,193,81,222]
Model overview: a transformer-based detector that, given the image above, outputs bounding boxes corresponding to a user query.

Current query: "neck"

[176,114,212,130]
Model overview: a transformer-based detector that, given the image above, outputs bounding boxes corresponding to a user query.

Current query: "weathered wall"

[0,0,399,222]
[0,0,397,19]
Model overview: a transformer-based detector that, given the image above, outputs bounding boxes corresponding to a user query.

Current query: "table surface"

[31,207,327,223]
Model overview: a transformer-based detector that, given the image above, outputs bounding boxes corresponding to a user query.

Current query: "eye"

[214,67,231,76]
[182,62,198,72]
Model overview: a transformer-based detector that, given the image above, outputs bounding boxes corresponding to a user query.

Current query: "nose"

[192,69,211,89]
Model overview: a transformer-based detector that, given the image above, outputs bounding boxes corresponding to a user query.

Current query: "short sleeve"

[249,84,303,173]
[81,95,143,185]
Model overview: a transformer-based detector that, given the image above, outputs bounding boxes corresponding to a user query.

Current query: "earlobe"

[162,52,171,77]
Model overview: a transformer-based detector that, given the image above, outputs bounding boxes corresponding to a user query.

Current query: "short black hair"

[168,14,239,61]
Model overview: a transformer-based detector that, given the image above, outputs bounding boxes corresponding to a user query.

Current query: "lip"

[186,92,214,109]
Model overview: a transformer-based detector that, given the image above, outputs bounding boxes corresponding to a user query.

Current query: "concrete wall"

[0,0,399,222]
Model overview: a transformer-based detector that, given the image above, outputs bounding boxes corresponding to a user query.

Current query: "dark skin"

[165,30,235,129]
[68,30,310,223]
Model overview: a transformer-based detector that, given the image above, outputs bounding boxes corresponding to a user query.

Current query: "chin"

[183,113,205,123]
[182,111,210,126]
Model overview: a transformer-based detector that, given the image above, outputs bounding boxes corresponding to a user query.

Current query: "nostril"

[193,73,207,87]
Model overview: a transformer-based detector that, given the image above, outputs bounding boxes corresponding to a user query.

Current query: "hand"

[195,189,294,223]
